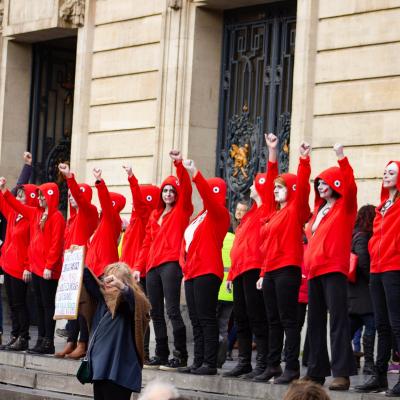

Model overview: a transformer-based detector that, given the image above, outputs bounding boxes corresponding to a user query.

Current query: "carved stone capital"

[60,0,85,28]
[168,0,182,11]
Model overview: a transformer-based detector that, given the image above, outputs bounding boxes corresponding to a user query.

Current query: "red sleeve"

[338,157,358,214]
[45,213,65,270]
[260,161,278,214]
[175,161,193,215]
[295,157,311,224]
[192,171,226,217]
[128,174,147,221]
[0,192,12,219]
[3,190,36,220]
[67,174,92,213]
[134,212,154,274]
[96,179,113,221]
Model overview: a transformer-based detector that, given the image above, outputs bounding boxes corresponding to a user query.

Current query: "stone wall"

[291,0,400,207]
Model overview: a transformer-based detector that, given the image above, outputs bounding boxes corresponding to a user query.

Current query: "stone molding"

[60,0,85,27]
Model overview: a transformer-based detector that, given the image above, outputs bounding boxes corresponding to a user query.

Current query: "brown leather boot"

[66,341,87,360]
[55,341,76,358]
[329,377,350,391]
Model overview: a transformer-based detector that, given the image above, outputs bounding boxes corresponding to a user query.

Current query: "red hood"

[159,175,181,210]
[206,177,226,206]
[278,173,297,204]
[38,183,60,214]
[255,172,267,197]
[69,183,93,216]
[381,160,400,202]
[110,192,126,213]
[140,184,160,210]
[22,184,39,207]
[313,166,344,208]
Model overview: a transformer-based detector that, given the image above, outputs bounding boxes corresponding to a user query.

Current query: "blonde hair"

[274,176,287,188]
[283,381,331,400]
[103,262,150,308]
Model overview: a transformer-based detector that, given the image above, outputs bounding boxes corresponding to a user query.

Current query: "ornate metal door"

[28,39,76,213]
[217,2,296,211]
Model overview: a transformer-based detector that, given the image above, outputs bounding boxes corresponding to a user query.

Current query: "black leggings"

[146,262,187,359]
[66,314,89,343]
[4,272,30,338]
[263,266,301,371]
[93,380,132,400]
[31,273,58,340]
[185,274,221,368]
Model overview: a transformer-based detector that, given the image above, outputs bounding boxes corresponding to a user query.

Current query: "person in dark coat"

[348,204,376,375]
[81,262,150,400]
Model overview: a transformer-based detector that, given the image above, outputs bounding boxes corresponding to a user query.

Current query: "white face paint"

[16,188,26,205]
[317,179,333,200]
[383,162,399,189]
[68,190,78,208]
[38,191,47,208]
[274,183,288,203]
[162,185,176,205]
[249,183,259,200]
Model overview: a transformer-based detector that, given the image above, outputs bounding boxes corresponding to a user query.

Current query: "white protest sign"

[54,245,85,320]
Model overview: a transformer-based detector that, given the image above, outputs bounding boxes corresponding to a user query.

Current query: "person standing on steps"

[302,144,358,391]
[355,161,400,396]
[120,165,160,363]
[0,152,36,351]
[255,137,311,384]
[177,158,230,375]
[222,135,275,380]
[1,177,65,355]
[348,205,376,375]
[136,150,193,371]
[55,163,99,359]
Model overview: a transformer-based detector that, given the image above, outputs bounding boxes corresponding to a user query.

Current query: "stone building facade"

[0,0,399,215]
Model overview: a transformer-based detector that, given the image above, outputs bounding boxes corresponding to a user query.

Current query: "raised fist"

[58,163,71,178]
[169,150,182,161]
[23,152,32,166]
[333,143,344,159]
[0,177,6,190]
[182,159,197,175]
[265,133,278,149]
[300,141,311,158]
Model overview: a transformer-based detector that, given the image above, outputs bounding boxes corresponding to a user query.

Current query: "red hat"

[313,166,344,208]
[21,184,39,207]
[277,173,298,203]
[140,184,160,210]
[110,192,126,213]
[206,177,226,205]
[381,161,400,202]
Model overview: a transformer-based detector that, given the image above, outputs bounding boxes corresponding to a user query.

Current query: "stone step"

[0,351,393,400]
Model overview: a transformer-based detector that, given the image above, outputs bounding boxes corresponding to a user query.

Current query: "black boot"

[253,365,282,382]
[241,337,268,380]
[274,368,300,384]
[223,336,252,377]
[0,335,17,350]
[36,338,55,355]
[354,370,388,393]
[27,337,44,353]
[178,363,202,374]
[191,364,218,375]
[363,334,375,375]
[8,336,29,351]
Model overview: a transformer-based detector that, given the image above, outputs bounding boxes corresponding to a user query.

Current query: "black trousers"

[146,262,187,359]
[263,266,301,370]
[31,273,58,340]
[233,268,269,362]
[185,274,221,368]
[370,271,400,374]
[140,277,150,358]
[93,380,132,400]
[307,273,357,378]
[67,314,89,343]
[4,272,30,338]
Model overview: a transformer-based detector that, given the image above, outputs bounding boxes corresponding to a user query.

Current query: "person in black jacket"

[348,204,376,375]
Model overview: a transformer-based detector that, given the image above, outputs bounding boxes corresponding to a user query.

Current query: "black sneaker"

[159,351,187,371]
[143,356,168,370]
[27,337,44,354]
[8,337,29,352]
[55,328,69,338]
[387,381,400,397]
[36,338,55,355]
[0,335,17,350]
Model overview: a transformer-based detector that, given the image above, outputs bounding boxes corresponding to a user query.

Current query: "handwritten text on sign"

[54,246,85,320]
